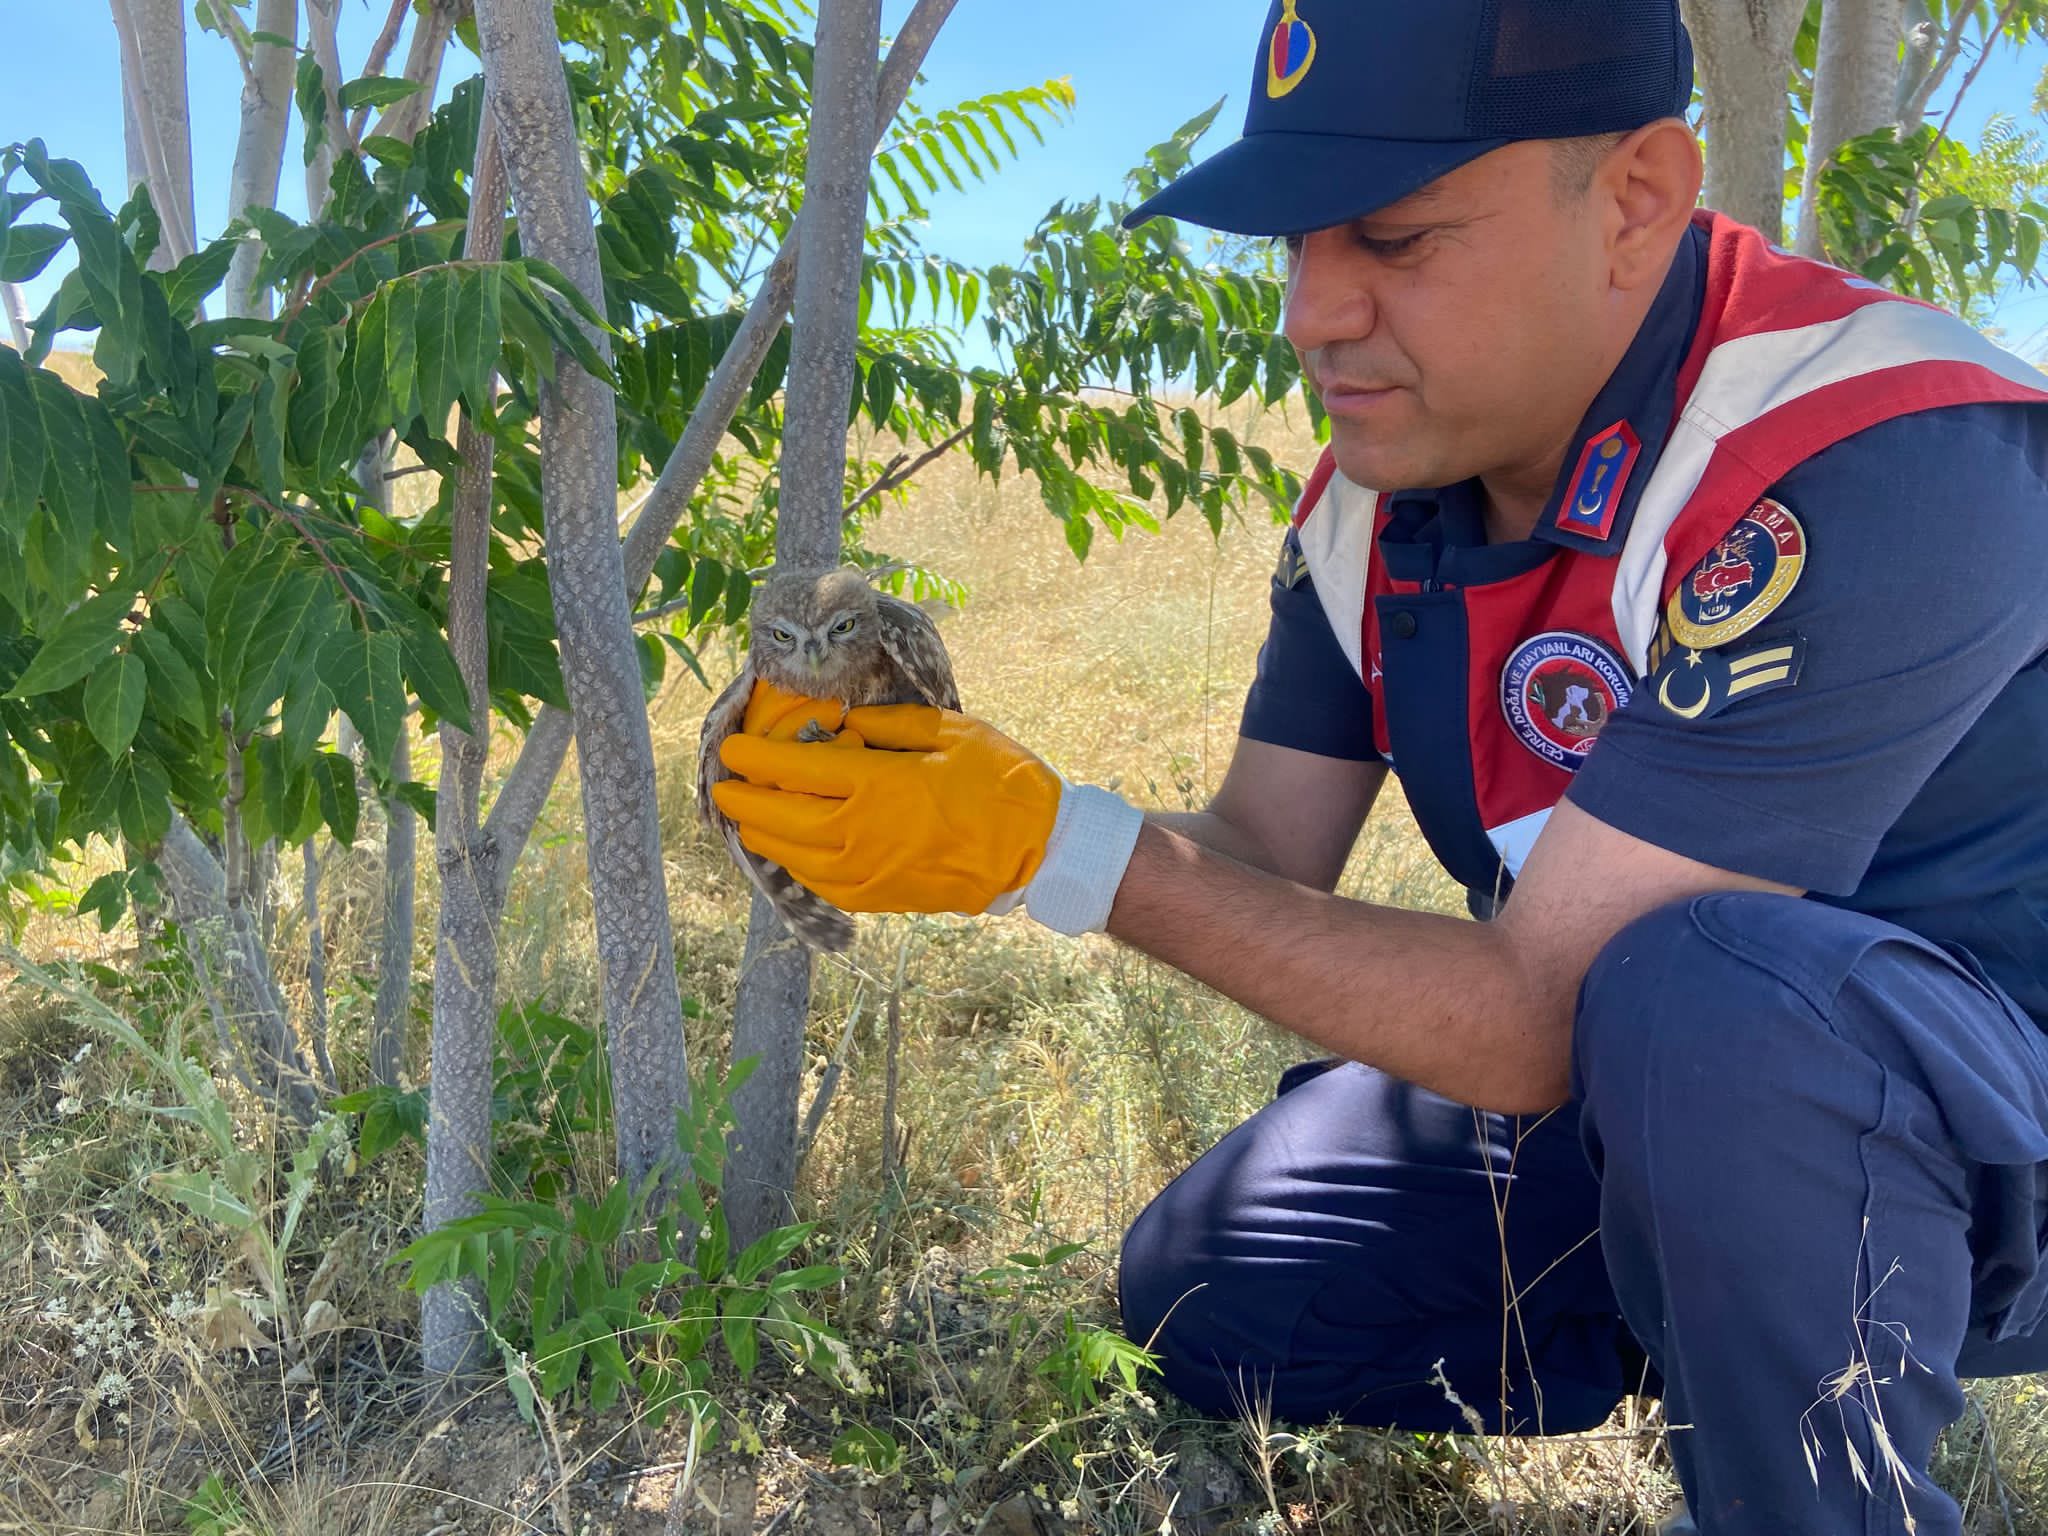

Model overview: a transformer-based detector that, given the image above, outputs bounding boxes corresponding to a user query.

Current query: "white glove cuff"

[1009,780,1144,937]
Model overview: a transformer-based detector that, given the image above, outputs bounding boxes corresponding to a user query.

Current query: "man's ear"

[1604,118,1704,292]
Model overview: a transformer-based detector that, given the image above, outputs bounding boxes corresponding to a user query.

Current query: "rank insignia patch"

[1653,635,1808,722]
[1667,499,1808,650]
[1267,0,1318,99]
[1553,421,1641,543]
[1501,631,1635,771]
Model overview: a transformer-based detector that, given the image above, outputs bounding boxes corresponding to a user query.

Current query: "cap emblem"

[1266,0,1318,99]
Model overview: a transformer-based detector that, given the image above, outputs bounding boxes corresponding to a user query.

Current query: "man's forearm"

[1105,821,1570,1113]
[1147,809,1286,875]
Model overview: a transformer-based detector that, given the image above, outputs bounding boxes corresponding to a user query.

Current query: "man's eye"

[1360,232,1426,259]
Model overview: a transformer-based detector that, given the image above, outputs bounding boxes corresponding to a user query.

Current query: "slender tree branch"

[198,0,259,88]
[303,0,345,214]
[353,0,415,110]
[842,423,973,523]
[278,222,465,329]
[631,428,972,631]
[1912,0,2026,191]
[365,0,462,147]
[632,594,695,628]
[1899,0,1983,126]
[796,988,866,1171]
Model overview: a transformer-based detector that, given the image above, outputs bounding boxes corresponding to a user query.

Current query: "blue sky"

[8,1,2048,353]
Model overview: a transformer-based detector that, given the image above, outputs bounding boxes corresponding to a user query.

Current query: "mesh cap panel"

[1469,0,1688,136]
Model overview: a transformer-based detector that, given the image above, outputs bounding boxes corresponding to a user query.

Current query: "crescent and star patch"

[1501,631,1634,770]
[1652,635,1808,721]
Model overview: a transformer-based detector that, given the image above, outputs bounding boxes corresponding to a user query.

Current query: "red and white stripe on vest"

[1292,211,2048,883]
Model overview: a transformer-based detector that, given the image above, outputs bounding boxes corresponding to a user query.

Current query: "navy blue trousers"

[1119,894,2048,1536]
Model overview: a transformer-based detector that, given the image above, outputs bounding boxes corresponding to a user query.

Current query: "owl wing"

[696,656,857,953]
[874,593,961,711]
[696,659,756,835]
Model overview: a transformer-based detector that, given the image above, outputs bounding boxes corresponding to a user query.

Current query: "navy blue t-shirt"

[1241,404,2048,1025]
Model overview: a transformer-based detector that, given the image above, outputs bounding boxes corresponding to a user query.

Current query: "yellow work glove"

[738,680,861,745]
[711,693,1144,932]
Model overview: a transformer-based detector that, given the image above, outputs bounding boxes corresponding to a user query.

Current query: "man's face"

[1285,141,1617,499]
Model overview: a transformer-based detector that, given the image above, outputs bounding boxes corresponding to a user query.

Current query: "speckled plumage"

[697,567,960,951]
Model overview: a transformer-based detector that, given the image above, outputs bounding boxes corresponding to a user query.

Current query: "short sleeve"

[1569,403,2048,895]
[1239,527,1382,763]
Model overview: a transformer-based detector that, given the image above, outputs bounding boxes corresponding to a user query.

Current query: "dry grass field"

[0,377,2041,1534]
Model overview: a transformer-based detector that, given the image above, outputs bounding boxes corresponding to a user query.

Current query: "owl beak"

[804,643,826,673]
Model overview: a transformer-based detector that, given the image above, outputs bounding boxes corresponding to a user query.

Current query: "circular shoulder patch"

[1501,631,1634,770]
[1668,499,1808,650]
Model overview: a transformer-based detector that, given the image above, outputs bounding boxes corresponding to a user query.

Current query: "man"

[710,3,2048,1532]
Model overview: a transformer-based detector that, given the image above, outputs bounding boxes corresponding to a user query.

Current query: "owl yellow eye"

[832,617,857,636]
[768,625,795,645]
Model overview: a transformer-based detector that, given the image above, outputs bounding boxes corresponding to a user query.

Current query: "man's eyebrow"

[1396,181,1456,209]
[1348,192,1463,230]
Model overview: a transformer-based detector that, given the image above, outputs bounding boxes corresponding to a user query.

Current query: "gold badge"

[1665,499,1808,651]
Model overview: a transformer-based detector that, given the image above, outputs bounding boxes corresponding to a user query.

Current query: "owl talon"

[796,719,838,744]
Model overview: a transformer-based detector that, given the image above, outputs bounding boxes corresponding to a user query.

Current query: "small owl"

[697,565,961,952]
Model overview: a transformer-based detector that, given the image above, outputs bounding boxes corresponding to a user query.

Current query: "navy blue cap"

[1127,0,1694,237]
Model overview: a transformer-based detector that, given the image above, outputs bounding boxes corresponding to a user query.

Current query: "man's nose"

[1283,228,1377,356]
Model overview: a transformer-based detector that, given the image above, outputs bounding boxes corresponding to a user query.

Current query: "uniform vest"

[1293,211,2048,901]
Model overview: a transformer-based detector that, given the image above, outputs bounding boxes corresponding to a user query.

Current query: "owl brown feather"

[697,566,960,952]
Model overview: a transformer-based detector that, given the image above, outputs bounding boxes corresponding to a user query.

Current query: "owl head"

[749,566,885,696]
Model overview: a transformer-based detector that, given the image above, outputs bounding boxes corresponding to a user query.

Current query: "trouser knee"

[1573,892,1829,1140]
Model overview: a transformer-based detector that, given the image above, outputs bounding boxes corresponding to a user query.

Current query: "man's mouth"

[1317,378,1403,414]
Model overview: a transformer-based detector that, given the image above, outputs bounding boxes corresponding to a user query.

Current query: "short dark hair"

[1550,132,1629,202]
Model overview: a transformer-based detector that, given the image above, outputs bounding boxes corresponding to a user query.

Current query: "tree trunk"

[160,817,320,1124]
[421,105,506,1381]
[109,0,197,268]
[1681,0,1808,242]
[480,0,961,887]
[372,724,417,1087]
[1895,0,1939,121]
[1797,0,1907,256]
[3,282,30,352]
[303,0,343,216]
[723,0,882,1256]
[353,434,419,1090]
[473,0,693,1202]
[224,0,297,319]
[303,839,339,1093]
